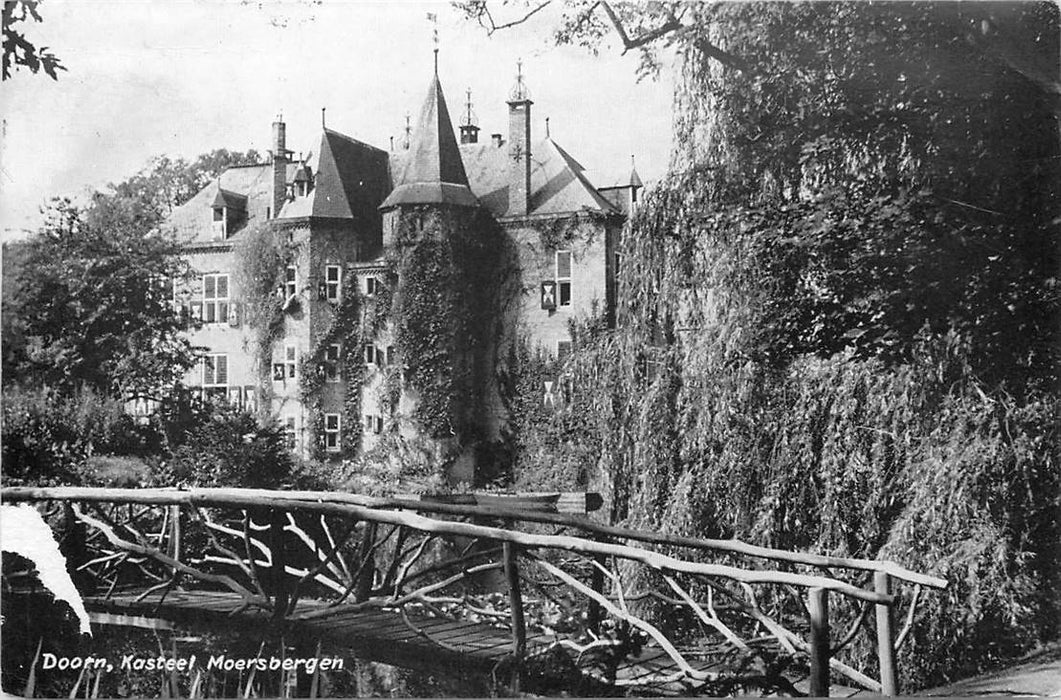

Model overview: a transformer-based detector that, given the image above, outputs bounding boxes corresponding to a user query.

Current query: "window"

[542,380,556,409]
[227,387,242,407]
[203,354,228,400]
[324,414,341,452]
[211,208,225,240]
[283,416,297,450]
[364,344,376,366]
[285,344,298,378]
[203,274,229,324]
[364,414,383,434]
[556,250,572,307]
[325,344,341,382]
[325,265,341,302]
[285,266,297,299]
[203,354,228,386]
[386,346,395,365]
[244,386,257,413]
[365,276,378,296]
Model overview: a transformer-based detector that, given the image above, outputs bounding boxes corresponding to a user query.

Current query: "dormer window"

[210,188,247,240]
[212,207,226,239]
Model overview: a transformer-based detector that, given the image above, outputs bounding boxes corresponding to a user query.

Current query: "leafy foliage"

[155,402,296,490]
[498,0,1059,687]
[8,198,193,398]
[390,206,501,442]
[114,149,261,214]
[0,386,151,486]
[232,222,287,411]
[2,0,64,80]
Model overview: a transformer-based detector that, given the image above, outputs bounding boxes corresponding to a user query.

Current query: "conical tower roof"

[381,75,478,209]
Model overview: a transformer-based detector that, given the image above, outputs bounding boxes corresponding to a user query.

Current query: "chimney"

[507,60,532,216]
[271,116,289,218]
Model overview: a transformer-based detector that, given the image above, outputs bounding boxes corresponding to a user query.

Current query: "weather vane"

[427,12,439,74]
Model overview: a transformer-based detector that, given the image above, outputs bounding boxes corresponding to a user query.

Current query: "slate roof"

[211,188,247,209]
[381,75,478,209]
[170,76,619,245]
[422,137,618,219]
[282,129,390,222]
[168,165,273,244]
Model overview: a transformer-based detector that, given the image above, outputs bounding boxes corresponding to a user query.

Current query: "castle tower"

[378,70,497,485]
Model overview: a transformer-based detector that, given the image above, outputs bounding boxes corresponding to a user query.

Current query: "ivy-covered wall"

[382,204,503,483]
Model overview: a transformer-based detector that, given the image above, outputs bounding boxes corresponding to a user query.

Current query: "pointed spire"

[381,74,478,209]
[629,154,644,189]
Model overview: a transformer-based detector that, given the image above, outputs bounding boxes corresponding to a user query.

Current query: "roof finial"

[427,11,439,75]
[461,87,478,127]
[631,154,636,168]
[510,58,530,101]
[404,111,412,150]
[321,107,326,129]
[545,116,550,138]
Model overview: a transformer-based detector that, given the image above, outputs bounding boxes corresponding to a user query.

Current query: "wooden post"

[269,508,289,620]
[875,571,899,696]
[168,505,181,563]
[808,587,830,697]
[503,541,526,690]
[587,552,605,634]
[354,521,376,603]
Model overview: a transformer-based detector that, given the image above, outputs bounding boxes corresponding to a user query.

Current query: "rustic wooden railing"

[2,486,946,696]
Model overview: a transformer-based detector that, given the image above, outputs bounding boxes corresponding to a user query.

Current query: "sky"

[0,0,676,240]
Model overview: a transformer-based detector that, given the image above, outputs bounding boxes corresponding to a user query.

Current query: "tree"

[12,196,194,399]
[4,148,263,396]
[2,0,64,80]
[115,149,262,215]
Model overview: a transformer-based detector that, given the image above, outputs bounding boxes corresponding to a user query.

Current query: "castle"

[165,61,642,481]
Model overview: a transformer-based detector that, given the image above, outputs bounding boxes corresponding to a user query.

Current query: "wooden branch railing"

[2,486,947,696]
[1,486,948,589]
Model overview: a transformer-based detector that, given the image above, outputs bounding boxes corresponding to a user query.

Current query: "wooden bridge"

[2,486,948,696]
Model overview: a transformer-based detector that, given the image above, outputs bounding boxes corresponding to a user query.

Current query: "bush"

[0,387,153,486]
[155,402,296,489]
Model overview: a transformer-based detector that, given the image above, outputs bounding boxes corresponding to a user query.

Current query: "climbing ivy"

[299,271,364,461]
[536,211,610,251]
[233,223,287,413]
[388,206,501,443]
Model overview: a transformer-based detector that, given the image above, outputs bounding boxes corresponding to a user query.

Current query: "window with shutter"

[556,251,572,307]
